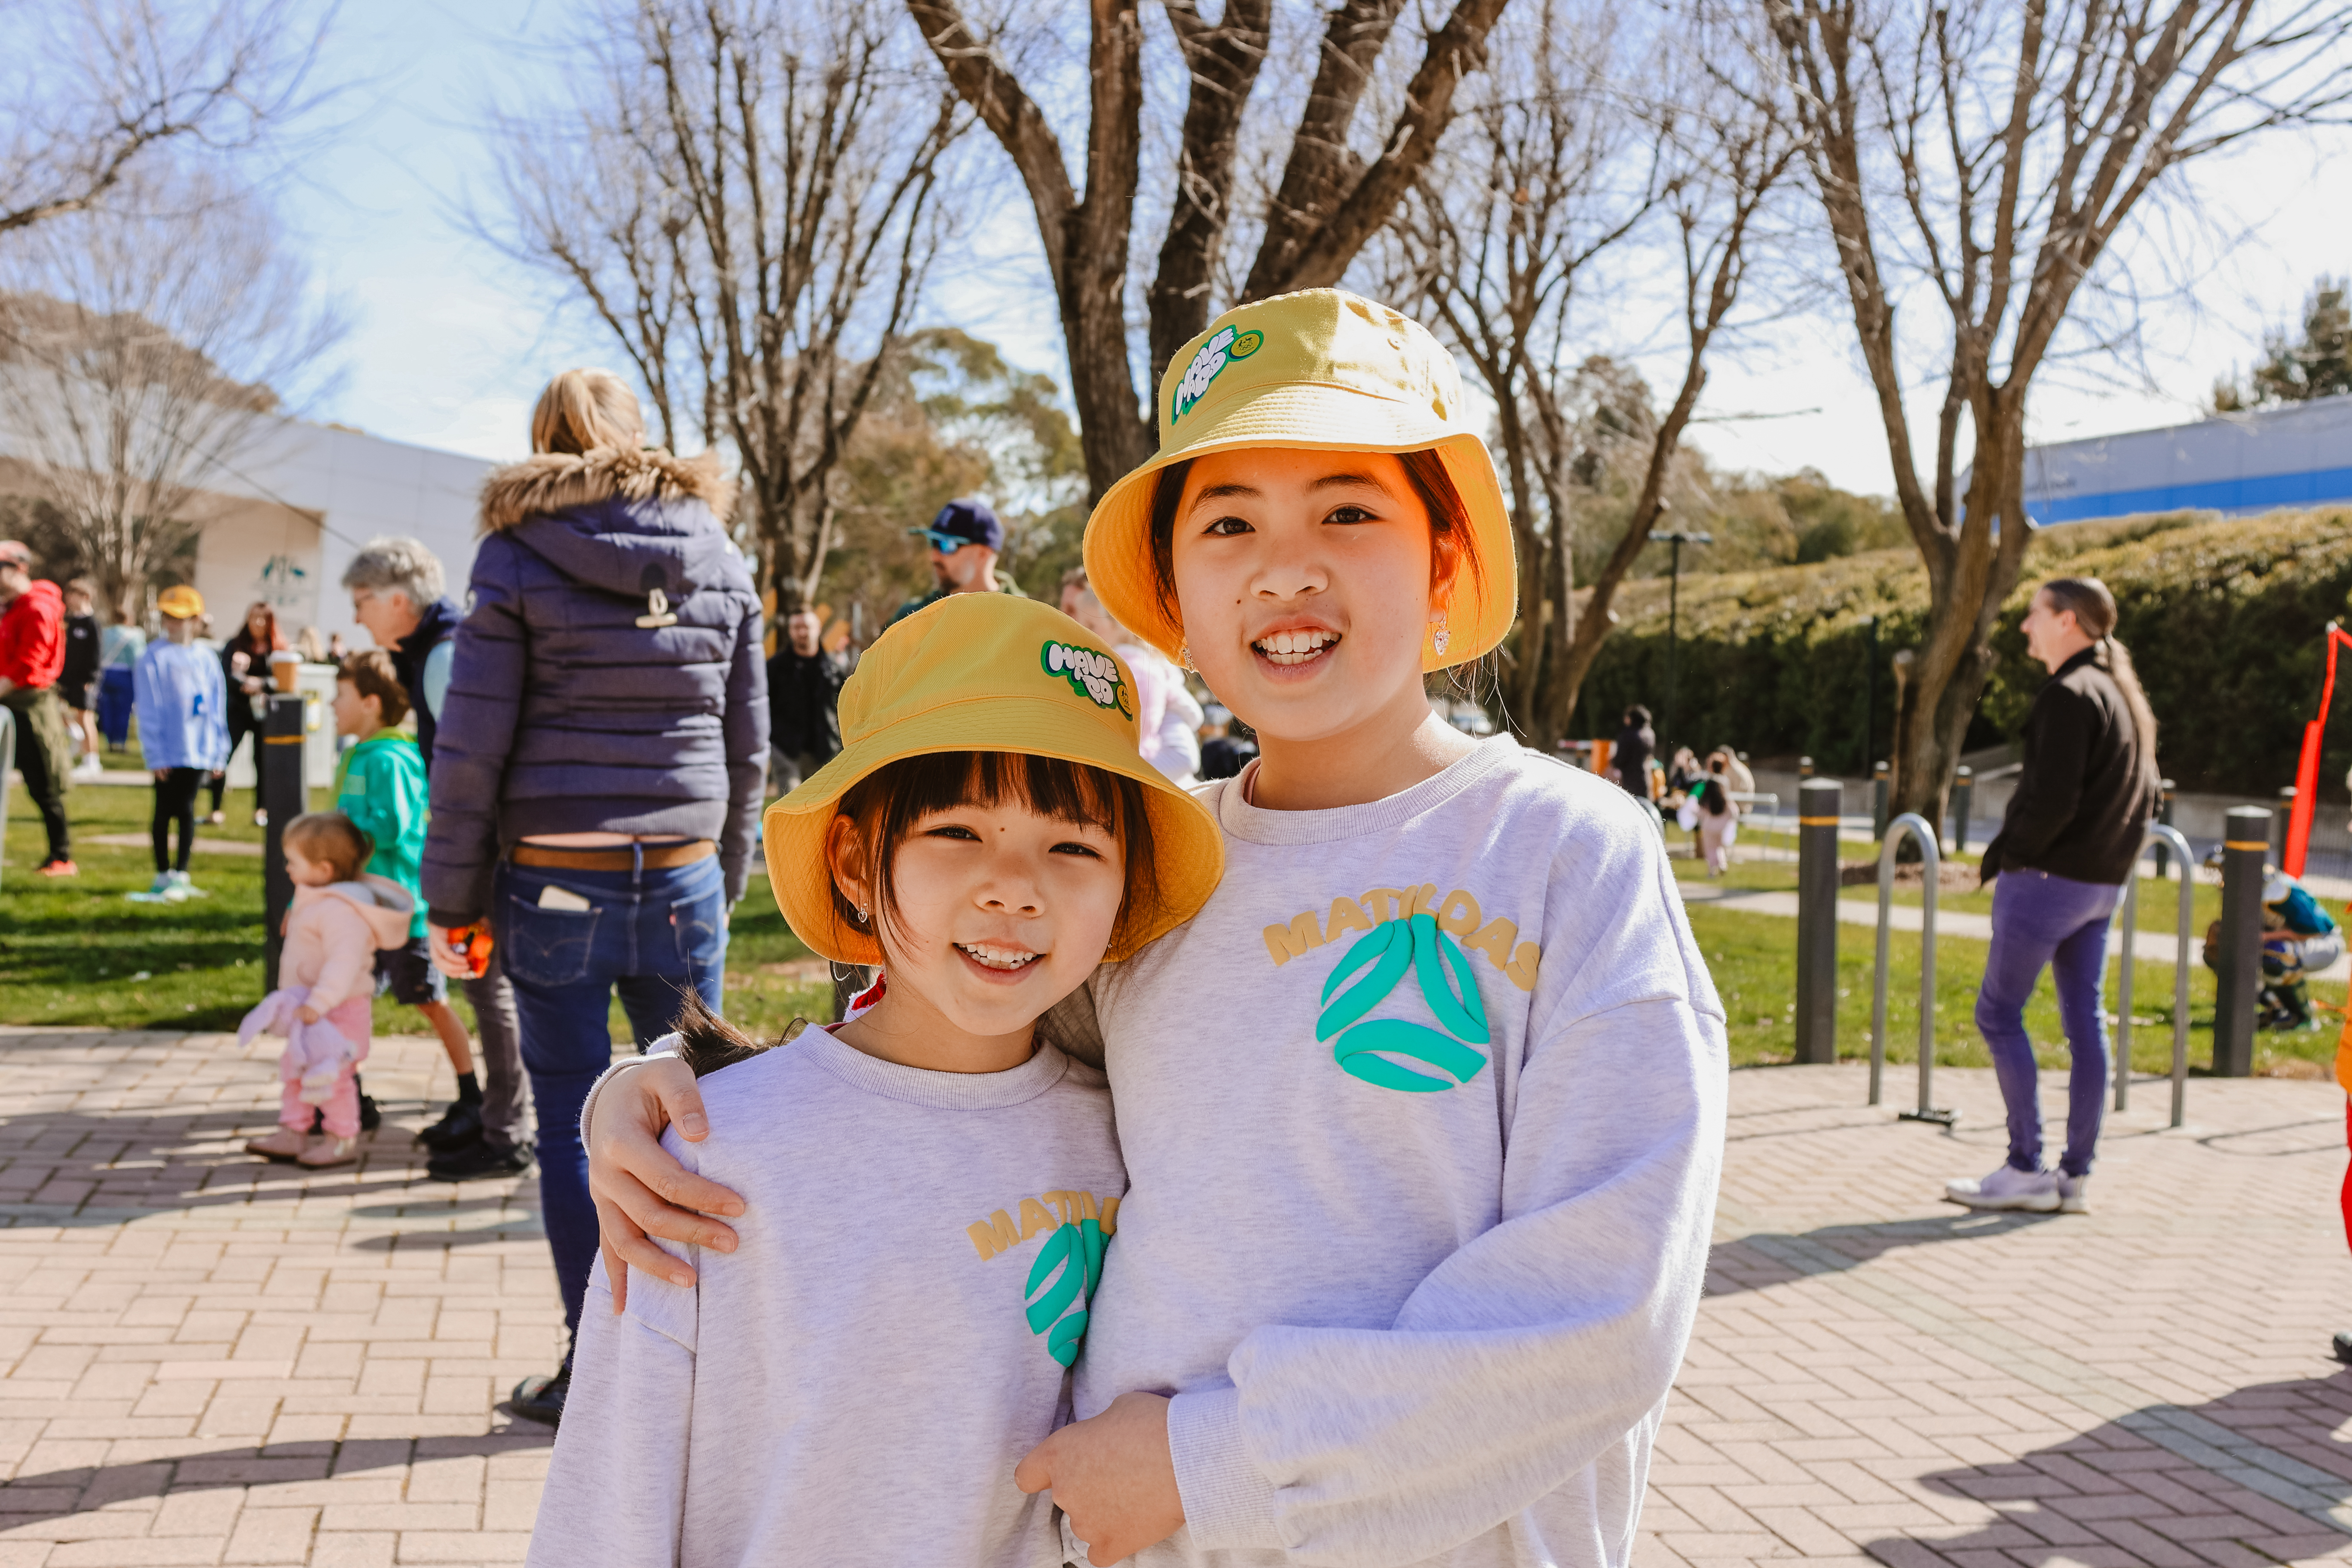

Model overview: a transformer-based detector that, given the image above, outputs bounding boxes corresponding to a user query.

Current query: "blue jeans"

[1975,868,2122,1177]
[495,851,728,1342]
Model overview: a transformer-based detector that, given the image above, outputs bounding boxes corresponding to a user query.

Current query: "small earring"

[1177,643,1196,673]
[854,903,869,924]
[1430,610,1450,658]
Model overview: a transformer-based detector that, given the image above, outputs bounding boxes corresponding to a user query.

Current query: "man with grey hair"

[342,536,532,1180]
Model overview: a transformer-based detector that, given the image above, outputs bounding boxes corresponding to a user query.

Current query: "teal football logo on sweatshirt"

[1317,913,1491,1092]
[966,1189,1120,1366]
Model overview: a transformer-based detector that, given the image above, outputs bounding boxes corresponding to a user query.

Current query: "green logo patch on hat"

[1041,640,1132,716]
[1171,325,1264,423]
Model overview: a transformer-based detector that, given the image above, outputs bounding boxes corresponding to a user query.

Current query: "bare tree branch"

[0,0,331,236]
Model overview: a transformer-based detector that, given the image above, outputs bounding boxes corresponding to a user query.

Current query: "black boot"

[417,1074,487,1151]
[511,1362,570,1427]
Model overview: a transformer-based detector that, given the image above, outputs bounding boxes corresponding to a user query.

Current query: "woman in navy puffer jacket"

[420,368,767,1425]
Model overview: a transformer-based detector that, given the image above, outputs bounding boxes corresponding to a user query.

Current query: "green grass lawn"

[0,767,831,1040]
[1688,902,2342,1076]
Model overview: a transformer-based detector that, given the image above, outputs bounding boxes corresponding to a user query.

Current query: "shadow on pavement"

[0,1433,556,1533]
[1865,1373,2352,1566]
[1706,1211,2063,1297]
[0,1108,536,1227]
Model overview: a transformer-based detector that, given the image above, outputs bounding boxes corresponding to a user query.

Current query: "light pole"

[1648,526,1712,749]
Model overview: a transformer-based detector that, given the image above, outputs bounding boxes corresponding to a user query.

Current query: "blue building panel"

[2020,399,2352,524]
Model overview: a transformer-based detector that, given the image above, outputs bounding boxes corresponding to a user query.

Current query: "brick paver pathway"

[0,1026,561,1565]
[1670,1063,2352,1568]
[4,1027,2351,1565]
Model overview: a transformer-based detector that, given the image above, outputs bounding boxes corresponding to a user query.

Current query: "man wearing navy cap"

[888,498,1023,628]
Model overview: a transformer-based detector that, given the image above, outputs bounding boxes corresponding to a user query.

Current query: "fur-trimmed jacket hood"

[476,445,744,605]
[480,445,735,533]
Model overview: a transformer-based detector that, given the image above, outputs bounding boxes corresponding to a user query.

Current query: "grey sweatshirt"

[1075,738,1729,1568]
[530,1028,1124,1568]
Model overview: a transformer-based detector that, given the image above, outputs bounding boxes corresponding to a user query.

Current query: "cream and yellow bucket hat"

[762,592,1225,966]
[1082,288,1518,674]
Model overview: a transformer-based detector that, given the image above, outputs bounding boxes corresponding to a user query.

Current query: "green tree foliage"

[1554,357,1906,582]
[818,328,1087,638]
[1574,508,2352,796]
[2214,278,2352,411]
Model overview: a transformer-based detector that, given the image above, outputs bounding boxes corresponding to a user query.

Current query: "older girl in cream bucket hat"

[588,290,1727,1568]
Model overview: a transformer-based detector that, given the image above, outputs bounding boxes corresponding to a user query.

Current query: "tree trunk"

[1061,258,1156,503]
[1886,390,2034,828]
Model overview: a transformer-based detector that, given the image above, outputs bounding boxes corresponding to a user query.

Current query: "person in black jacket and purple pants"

[1947,576,2159,1218]
[419,368,768,1426]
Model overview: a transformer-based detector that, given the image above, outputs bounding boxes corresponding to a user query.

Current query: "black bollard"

[1795,777,1843,1065]
[1951,766,1973,855]
[1798,755,1813,780]
[2275,787,2296,867]
[2211,805,2271,1078]
[260,691,310,991]
[2153,779,2176,878]
[1871,761,1890,840]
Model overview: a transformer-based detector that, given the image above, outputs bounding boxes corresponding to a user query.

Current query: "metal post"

[1871,813,1951,1122]
[1951,766,1973,855]
[2211,805,2270,1078]
[0,707,13,890]
[2274,787,2296,867]
[1863,616,1880,772]
[260,692,309,991]
[2115,824,2197,1126]
[1795,778,1843,1067]
[1664,536,1681,747]
[1871,761,1890,839]
[2153,779,2177,877]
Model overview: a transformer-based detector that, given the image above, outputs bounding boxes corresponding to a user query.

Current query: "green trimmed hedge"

[1572,507,2352,796]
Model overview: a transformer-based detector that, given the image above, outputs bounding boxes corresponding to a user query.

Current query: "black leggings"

[210,698,257,814]
[153,768,204,873]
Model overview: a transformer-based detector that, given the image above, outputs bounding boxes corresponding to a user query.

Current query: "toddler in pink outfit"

[242,813,415,1168]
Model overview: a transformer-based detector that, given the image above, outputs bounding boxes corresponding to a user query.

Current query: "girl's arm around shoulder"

[524,1256,696,1568]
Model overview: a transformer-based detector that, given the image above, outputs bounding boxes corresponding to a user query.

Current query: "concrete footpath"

[3,1029,2350,1565]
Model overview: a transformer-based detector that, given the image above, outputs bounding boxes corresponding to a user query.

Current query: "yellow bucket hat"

[1082,288,1517,674]
[763,592,1225,966]
[156,585,205,620]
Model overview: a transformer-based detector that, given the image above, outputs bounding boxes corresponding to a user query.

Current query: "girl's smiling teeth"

[955,941,1042,972]
[1255,629,1339,665]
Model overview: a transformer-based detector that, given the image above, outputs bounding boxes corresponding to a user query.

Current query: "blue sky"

[284,1,2349,496]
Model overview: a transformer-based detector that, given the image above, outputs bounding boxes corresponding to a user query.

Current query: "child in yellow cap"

[128,585,230,903]
[529,592,1221,1568]
[591,289,1728,1568]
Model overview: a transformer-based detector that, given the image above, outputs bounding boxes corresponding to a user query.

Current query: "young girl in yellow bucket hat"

[530,591,1222,1567]
[590,290,1728,1568]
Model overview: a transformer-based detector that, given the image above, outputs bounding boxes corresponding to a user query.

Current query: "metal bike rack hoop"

[2115,823,2196,1130]
[1871,812,1954,1124]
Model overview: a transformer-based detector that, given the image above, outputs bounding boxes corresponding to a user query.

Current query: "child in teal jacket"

[334,651,487,1127]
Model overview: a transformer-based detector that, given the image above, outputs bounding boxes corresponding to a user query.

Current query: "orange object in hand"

[451,920,494,979]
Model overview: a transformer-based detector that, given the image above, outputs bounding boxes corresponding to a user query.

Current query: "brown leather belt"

[512,840,715,871]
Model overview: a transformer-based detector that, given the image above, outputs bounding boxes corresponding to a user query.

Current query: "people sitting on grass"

[2200,859,2342,1033]
[240,812,414,1169]
[129,585,229,904]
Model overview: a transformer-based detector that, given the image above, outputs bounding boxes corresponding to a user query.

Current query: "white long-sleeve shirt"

[531,1029,1125,1568]
[1076,738,1728,1568]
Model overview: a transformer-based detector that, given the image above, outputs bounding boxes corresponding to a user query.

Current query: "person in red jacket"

[0,542,75,873]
